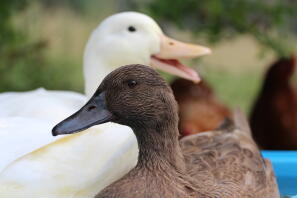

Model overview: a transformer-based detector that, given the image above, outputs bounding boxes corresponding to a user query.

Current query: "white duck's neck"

[83,53,110,98]
[83,50,149,98]
[83,38,151,98]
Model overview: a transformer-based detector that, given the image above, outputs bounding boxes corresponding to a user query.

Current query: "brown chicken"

[171,78,231,137]
[250,56,297,150]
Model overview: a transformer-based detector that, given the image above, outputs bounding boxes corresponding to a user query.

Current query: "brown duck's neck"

[132,122,186,173]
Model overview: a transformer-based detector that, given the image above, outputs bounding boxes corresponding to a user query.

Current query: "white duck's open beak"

[150,34,211,83]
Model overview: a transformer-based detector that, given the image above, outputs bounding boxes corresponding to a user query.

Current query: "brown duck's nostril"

[87,105,97,111]
[169,42,174,45]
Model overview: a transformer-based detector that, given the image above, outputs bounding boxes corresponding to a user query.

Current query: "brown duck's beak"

[150,34,211,83]
[52,92,113,136]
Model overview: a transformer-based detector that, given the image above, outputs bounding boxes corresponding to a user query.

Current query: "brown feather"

[181,110,279,198]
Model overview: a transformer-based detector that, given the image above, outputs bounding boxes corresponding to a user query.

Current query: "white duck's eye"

[127,26,136,32]
[127,80,137,88]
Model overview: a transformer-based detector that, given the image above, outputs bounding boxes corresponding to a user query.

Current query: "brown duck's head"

[52,64,178,136]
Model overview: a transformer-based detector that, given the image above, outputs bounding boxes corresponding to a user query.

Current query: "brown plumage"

[171,78,231,137]
[181,111,279,198]
[53,64,279,198]
[250,56,297,150]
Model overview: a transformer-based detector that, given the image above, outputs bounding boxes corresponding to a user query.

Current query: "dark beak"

[52,92,113,136]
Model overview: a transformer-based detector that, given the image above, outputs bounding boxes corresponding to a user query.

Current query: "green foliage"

[0,0,85,92]
[141,0,297,57]
[202,67,262,114]
[38,0,115,16]
[39,0,88,13]
[0,0,27,47]
[0,54,83,92]
[0,41,45,91]
[0,0,46,91]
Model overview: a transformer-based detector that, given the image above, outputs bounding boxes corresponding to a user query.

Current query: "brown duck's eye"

[127,26,136,32]
[127,80,137,88]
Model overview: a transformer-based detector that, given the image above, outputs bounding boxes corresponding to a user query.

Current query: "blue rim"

[261,151,297,196]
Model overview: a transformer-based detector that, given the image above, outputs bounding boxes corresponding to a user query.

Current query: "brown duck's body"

[97,111,279,198]
[53,65,279,198]
[171,78,231,137]
[96,110,196,198]
[181,115,279,198]
[250,56,297,150]
[96,163,194,198]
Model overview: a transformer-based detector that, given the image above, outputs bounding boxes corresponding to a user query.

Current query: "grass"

[202,66,263,114]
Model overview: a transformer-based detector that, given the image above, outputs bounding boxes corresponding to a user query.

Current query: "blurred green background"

[1,0,296,113]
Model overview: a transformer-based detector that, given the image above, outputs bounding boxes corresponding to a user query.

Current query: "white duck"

[0,12,211,198]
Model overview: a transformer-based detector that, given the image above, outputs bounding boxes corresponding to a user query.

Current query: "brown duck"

[53,64,279,198]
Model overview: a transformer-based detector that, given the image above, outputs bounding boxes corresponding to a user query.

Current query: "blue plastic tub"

[262,151,297,196]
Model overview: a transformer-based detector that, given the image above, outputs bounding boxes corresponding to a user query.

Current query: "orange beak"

[150,34,211,83]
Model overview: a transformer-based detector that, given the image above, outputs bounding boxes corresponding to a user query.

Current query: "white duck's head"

[84,11,211,97]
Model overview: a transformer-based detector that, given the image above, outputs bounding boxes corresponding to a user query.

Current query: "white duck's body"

[0,88,86,122]
[0,123,137,198]
[0,12,210,197]
[0,116,61,171]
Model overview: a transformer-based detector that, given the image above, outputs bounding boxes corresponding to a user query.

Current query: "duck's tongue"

[150,56,201,83]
